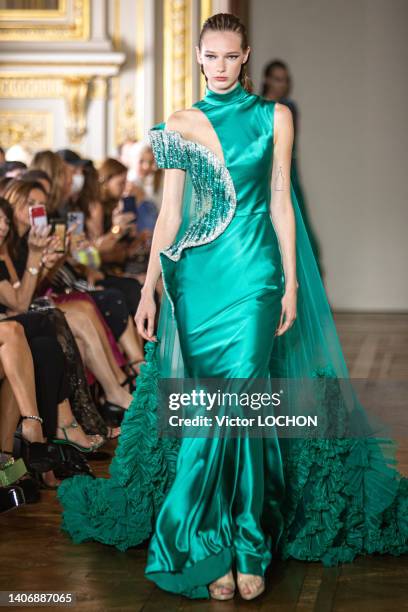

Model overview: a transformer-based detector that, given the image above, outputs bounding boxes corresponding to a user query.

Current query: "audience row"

[0,141,163,511]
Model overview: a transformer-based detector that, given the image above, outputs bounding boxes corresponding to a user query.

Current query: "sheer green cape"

[58,125,408,567]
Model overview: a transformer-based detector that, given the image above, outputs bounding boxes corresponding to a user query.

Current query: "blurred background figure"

[261,60,323,277]
[125,139,163,213]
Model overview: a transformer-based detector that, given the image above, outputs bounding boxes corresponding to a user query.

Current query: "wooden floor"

[1,313,408,612]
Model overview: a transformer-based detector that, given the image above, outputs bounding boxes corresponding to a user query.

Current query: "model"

[58,13,408,602]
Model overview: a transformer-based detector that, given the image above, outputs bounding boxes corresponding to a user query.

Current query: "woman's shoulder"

[274,101,293,117]
[165,108,206,136]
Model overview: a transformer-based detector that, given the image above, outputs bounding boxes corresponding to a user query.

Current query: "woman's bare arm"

[270,102,298,291]
[135,112,187,341]
[0,227,50,313]
[0,272,39,313]
[141,113,187,297]
[270,102,298,336]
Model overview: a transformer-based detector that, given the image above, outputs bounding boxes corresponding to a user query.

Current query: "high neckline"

[203,81,249,106]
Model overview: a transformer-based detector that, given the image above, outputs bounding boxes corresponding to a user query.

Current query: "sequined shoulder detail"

[148,127,237,316]
[149,128,188,170]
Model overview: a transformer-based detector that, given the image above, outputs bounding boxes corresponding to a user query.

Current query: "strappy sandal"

[236,574,265,601]
[127,359,146,377]
[209,571,235,601]
[119,373,136,393]
[53,420,105,454]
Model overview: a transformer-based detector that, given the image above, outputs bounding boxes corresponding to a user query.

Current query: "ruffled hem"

[58,343,408,568]
[57,341,180,552]
[278,437,408,566]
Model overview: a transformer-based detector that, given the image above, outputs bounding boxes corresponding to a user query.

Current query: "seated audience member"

[30,150,72,219]
[93,157,161,311]
[0,319,62,491]
[0,194,124,434]
[53,151,148,372]
[126,139,163,214]
[0,161,27,180]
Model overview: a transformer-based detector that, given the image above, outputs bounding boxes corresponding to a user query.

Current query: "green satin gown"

[145,84,286,597]
[58,82,408,600]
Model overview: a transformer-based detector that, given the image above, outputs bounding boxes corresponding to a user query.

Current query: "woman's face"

[137,148,156,178]
[14,188,48,231]
[265,67,290,98]
[196,30,250,93]
[107,172,127,199]
[0,209,10,246]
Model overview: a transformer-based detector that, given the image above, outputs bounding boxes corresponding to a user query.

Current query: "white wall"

[249,0,408,311]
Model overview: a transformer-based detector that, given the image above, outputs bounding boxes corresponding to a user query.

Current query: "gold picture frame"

[0,0,89,41]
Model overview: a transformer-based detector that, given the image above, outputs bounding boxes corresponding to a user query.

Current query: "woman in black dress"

[0,196,109,445]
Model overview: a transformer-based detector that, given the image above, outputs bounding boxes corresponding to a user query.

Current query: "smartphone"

[29,205,48,228]
[67,211,85,235]
[122,195,138,216]
[136,200,158,232]
[52,219,67,253]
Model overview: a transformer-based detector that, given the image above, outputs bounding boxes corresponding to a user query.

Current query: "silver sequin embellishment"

[149,128,237,316]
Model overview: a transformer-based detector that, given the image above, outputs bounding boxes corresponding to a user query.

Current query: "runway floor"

[1,313,407,611]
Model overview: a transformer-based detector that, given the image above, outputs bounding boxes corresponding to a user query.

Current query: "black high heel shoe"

[30,470,60,491]
[126,359,146,378]
[16,476,41,501]
[120,373,136,394]
[0,485,25,513]
[52,445,95,480]
[98,402,126,427]
[13,417,60,473]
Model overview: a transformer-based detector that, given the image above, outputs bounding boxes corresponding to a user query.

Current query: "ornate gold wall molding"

[63,76,90,144]
[0,110,53,150]
[112,0,123,147]
[112,0,141,146]
[90,77,107,100]
[0,75,63,97]
[134,0,144,140]
[116,89,137,144]
[0,1,66,21]
[0,74,107,100]
[163,0,192,118]
[0,0,89,41]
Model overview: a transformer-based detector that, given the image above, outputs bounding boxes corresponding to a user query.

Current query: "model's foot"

[236,572,265,600]
[209,569,235,600]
